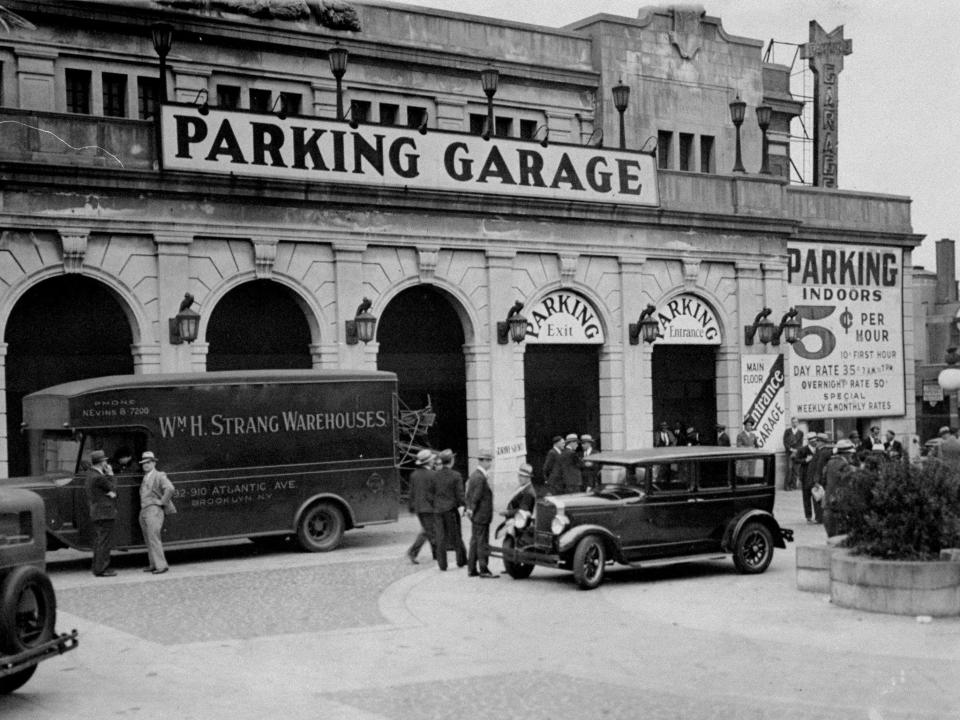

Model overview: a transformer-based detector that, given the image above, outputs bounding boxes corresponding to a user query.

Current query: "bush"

[831,458,960,560]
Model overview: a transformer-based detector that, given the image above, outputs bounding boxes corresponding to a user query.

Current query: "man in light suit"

[933,426,960,468]
[139,451,175,574]
[85,449,118,577]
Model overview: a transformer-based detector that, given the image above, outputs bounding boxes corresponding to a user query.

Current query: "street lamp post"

[612,80,630,150]
[328,42,349,121]
[151,22,174,104]
[729,94,746,173]
[756,104,772,175]
[480,66,499,138]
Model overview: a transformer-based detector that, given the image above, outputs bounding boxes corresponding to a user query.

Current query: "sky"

[377,0,960,272]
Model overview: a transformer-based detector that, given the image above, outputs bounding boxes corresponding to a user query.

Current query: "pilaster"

[154,232,196,372]
[620,257,650,446]
[333,244,368,368]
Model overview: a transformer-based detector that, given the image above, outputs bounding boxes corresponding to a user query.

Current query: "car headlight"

[551,514,569,535]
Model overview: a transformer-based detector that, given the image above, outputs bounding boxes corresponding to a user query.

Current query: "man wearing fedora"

[430,448,467,571]
[549,434,582,495]
[464,448,497,578]
[541,435,564,495]
[138,451,175,574]
[823,438,857,537]
[85,449,118,577]
[406,449,437,564]
[579,434,599,491]
[933,426,960,468]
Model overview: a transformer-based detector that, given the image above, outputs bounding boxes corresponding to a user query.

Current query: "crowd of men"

[541,433,599,495]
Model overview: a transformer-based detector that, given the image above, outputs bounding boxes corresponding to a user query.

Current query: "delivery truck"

[2,369,401,553]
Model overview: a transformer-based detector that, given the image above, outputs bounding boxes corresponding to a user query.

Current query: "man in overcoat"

[782,417,804,490]
[85,449,118,577]
[654,421,676,447]
[551,434,582,494]
[541,435,564,495]
[823,439,857,537]
[464,449,497,578]
[406,449,436,564]
[716,424,731,446]
[430,449,467,570]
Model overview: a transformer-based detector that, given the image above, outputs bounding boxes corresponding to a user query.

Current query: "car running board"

[626,553,727,569]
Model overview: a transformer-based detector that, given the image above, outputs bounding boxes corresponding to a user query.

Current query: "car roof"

[589,446,776,464]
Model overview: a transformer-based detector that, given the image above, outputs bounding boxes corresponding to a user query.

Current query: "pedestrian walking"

[406,448,437,564]
[138,451,175,574]
[430,448,467,571]
[85,449,118,577]
[464,448,497,578]
[782,417,804,491]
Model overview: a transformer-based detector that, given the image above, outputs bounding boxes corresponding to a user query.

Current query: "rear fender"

[293,493,356,531]
[723,509,787,551]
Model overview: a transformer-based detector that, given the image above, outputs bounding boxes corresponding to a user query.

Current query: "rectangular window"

[65,69,91,114]
[494,116,512,137]
[679,132,694,171]
[249,88,271,113]
[137,76,159,119]
[657,130,672,170]
[379,103,399,126]
[519,119,538,140]
[217,84,240,110]
[350,100,371,123]
[279,91,301,117]
[407,106,427,130]
[102,73,127,118]
[700,135,715,173]
[469,113,486,135]
[697,460,730,490]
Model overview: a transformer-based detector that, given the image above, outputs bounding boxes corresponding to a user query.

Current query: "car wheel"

[572,536,606,590]
[0,665,37,694]
[296,502,345,552]
[501,535,534,580]
[0,566,57,655]
[733,521,774,574]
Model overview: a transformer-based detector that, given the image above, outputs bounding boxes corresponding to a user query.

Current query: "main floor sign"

[160,105,660,207]
[786,242,904,418]
[741,353,787,449]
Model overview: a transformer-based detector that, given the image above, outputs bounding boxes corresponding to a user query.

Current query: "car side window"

[735,456,766,486]
[698,459,731,490]
[651,462,694,493]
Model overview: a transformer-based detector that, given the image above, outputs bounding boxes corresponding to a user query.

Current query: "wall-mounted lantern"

[755,104,772,175]
[743,307,774,346]
[328,42,349,121]
[770,307,801,345]
[497,300,527,344]
[628,304,661,345]
[480,66,499,140]
[345,297,377,345]
[169,293,200,345]
[150,22,174,104]
[612,79,630,150]
[729,94,746,173]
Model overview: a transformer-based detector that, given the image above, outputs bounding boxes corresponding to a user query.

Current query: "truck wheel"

[0,566,57,655]
[502,536,534,579]
[0,665,37,694]
[733,521,774,574]
[572,536,606,590]
[296,502,345,552]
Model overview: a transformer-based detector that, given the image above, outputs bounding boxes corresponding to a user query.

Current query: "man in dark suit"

[551,434,582,494]
[716,424,731,446]
[883,430,904,459]
[85,449,118,577]
[406,449,436,564]
[654,421,676,447]
[430,448,467,570]
[541,435,563,494]
[464,448,497,578]
[578,434,599,490]
[782,416,804,490]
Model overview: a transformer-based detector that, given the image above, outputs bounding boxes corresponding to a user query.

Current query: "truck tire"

[0,665,37,694]
[0,566,57,655]
[296,502,345,552]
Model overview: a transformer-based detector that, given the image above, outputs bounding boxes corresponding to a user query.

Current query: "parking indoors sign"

[786,242,904,418]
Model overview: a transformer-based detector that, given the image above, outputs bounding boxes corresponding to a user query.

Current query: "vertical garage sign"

[741,354,787,449]
[786,242,904,418]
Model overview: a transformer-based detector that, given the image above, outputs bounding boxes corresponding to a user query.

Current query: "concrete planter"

[797,546,960,616]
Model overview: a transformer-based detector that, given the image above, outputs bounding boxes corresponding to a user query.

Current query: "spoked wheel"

[572,536,606,590]
[0,566,57,656]
[733,521,774,574]
[501,535,534,579]
[296,502,345,552]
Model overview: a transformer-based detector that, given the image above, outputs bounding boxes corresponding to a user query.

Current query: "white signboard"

[787,242,904,418]
[160,106,660,207]
[653,294,721,345]
[495,438,527,460]
[741,354,788,449]
[525,291,604,344]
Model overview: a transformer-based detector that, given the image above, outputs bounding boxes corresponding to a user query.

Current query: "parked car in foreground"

[493,446,793,590]
[0,488,77,693]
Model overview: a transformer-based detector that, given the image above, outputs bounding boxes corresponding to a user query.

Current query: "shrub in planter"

[830,458,960,560]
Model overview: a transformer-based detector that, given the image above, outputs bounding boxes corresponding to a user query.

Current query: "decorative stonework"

[559,253,578,285]
[253,240,277,278]
[682,258,701,289]
[58,227,90,273]
[418,247,438,281]
[669,5,706,60]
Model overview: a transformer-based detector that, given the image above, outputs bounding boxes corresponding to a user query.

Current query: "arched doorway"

[5,276,134,475]
[377,285,467,474]
[206,280,312,371]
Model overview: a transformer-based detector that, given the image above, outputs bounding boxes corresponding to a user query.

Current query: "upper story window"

[519,119,537,140]
[217,84,240,110]
[249,88,271,113]
[379,103,399,125]
[350,99,371,123]
[657,130,672,170]
[679,133,694,171]
[700,135,715,174]
[279,91,301,117]
[406,106,427,130]
[102,73,127,118]
[137,76,158,119]
[469,113,486,135]
[65,69,91,114]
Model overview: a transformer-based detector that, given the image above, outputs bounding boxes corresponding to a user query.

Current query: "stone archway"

[376,284,467,473]
[4,275,135,475]
[205,279,312,371]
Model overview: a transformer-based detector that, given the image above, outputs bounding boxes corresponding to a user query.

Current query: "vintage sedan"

[492,446,793,590]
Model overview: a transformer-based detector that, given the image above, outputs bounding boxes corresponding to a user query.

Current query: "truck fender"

[292,493,356,532]
[722,509,787,551]
[557,524,622,559]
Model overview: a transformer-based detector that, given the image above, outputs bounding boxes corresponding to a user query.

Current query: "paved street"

[3,491,959,720]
